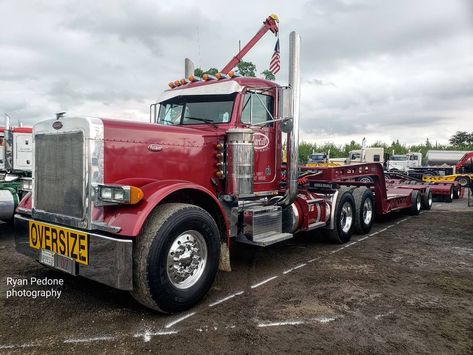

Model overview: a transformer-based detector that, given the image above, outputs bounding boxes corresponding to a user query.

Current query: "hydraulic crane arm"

[220,14,279,75]
[456,152,473,171]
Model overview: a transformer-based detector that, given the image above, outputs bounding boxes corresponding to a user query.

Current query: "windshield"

[157,94,235,126]
[309,154,326,161]
[391,155,407,161]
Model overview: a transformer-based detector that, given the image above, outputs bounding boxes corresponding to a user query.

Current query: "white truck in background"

[0,115,33,222]
[346,147,384,165]
[386,152,422,172]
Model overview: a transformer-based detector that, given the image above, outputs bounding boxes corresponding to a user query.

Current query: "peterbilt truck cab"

[14,33,302,313]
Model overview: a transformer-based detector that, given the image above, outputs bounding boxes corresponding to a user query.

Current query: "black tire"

[352,187,375,234]
[444,187,454,203]
[421,188,432,210]
[455,176,470,187]
[132,203,220,313]
[453,187,460,199]
[326,187,355,243]
[408,190,422,215]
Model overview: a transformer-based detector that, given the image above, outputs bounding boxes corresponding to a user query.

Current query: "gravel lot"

[1,197,472,354]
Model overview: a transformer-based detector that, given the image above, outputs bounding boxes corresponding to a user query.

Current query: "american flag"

[269,38,280,75]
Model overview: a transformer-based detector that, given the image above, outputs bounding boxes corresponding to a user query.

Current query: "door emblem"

[253,133,269,150]
[148,144,163,152]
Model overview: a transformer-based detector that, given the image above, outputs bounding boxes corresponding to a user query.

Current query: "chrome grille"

[35,132,84,218]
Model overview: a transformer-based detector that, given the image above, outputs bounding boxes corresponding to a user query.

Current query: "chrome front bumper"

[14,214,133,291]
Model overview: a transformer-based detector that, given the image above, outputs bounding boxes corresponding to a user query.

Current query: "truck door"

[13,133,33,172]
[240,90,279,194]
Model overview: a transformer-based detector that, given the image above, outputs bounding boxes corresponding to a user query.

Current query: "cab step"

[236,231,293,247]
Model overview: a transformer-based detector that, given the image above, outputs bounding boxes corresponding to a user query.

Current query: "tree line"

[298,131,473,163]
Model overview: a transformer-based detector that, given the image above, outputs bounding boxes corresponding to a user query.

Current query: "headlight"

[20,178,33,191]
[95,184,143,206]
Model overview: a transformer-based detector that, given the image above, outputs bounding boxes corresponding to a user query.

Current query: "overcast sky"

[1,0,472,146]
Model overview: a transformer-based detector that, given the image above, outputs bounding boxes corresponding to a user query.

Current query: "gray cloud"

[0,0,472,146]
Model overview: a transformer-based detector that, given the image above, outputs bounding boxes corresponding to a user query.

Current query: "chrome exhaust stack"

[280,31,301,206]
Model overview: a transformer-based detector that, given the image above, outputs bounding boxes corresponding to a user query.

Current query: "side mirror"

[278,86,293,133]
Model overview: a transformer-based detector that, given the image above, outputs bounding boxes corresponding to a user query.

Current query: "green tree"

[449,131,472,147]
[236,61,256,77]
[206,68,219,75]
[261,70,275,81]
[298,141,316,163]
[193,67,219,77]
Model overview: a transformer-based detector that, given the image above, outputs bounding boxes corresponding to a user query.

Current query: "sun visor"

[157,80,244,103]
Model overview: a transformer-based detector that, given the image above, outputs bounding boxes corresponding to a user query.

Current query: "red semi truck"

[14,18,429,313]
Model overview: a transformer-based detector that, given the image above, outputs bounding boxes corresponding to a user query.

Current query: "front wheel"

[132,203,220,313]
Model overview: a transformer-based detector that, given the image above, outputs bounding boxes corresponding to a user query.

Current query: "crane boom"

[220,14,279,74]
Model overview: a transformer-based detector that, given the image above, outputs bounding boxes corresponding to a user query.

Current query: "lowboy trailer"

[15,17,428,313]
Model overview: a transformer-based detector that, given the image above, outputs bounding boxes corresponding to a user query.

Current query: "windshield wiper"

[184,117,218,128]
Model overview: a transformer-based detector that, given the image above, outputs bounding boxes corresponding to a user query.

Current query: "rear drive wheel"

[455,176,470,187]
[408,190,422,215]
[326,188,355,243]
[421,188,433,210]
[132,203,220,313]
[352,187,374,234]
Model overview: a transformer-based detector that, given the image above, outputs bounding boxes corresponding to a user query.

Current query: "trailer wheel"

[132,203,220,313]
[326,188,355,243]
[408,190,422,215]
[356,176,374,183]
[453,187,460,199]
[444,187,454,203]
[455,176,470,187]
[352,187,374,234]
[421,188,432,210]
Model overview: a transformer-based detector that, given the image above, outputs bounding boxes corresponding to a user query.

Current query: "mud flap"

[219,242,231,272]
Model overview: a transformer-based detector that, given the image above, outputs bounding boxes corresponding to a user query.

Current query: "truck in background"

[386,152,422,172]
[346,147,384,165]
[402,150,473,187]
[0,115,33,222]
[14,17,430,313]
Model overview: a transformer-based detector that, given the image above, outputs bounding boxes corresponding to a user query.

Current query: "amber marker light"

[129,186,144,205]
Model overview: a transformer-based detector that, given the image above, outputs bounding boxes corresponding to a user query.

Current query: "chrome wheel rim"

[458,178,468,187]
[362,198,373,225]
[417,197,421,211]
[450,190,454,200]
[166,230,207,289]
[428,193,432,207]
[340,202,353,233]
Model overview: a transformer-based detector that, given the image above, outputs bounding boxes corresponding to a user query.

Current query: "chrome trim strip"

[14,214,133,291]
